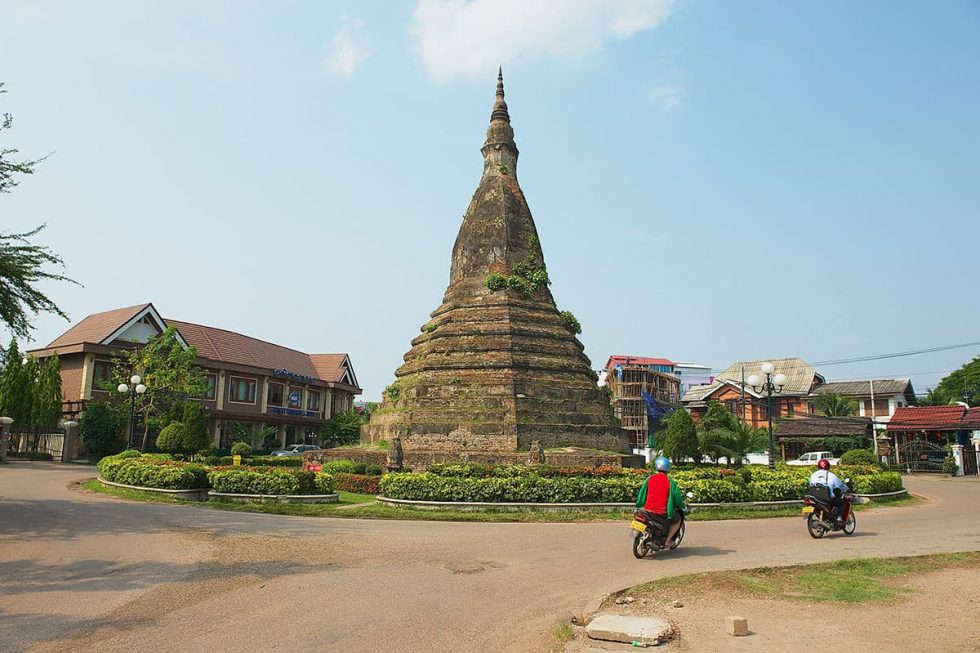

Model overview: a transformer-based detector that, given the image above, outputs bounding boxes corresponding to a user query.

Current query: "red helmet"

[817,458,831,470]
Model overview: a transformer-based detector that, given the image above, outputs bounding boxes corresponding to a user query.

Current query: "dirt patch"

[568,564,980,652]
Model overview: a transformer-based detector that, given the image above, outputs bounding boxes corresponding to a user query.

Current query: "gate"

[962,447,979,477]
[890,438,947,474]
[7,426,66,461]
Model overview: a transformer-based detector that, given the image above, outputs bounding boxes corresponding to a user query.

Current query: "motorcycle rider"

[809,458,847,524]
[635,455,686,546]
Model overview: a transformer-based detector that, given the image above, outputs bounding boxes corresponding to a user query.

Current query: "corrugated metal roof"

[812,379,911,397]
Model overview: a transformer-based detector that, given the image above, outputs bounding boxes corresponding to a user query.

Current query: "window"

[204,374,217,400]
[307,390,321,412]
[92,360,113,391]
[228,377,256,404]
[287,386,303,408]
[267,382,284,407]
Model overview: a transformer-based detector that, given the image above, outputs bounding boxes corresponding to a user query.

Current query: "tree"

[0,340,61,426]
[922,356,980,406]
[1,84,77,340]
[179,402,211,453]
[715,421,769,468]
[813,393,857,417]
[324,410,366,446]
[658,409,700,464]
[0,339,27,421]
[155,421,187,454]
[107,326,207,450]
[699,401,743,465]
[80,402,126,460]
[1,82,47,193]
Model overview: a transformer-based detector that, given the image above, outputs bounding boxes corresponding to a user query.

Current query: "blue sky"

[2,0,978,401]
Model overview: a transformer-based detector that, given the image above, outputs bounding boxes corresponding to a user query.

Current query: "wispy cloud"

[646,48,685,110]
[410,0,675,82]
[326,19,370,78]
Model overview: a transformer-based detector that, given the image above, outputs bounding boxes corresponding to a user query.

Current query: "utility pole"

[869,378,878,456]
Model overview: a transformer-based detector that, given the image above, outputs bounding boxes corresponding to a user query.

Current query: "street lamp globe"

[130,374,142,386]
[773,373,788,388]
[136,383,147,395]
[117,383,129,394]
[761,362,775,375]
[746,374,761,388]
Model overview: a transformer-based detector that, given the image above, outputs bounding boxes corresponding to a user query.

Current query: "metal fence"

[6,426,66,461]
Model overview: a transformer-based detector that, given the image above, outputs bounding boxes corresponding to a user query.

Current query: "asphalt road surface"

[1,463,978,652]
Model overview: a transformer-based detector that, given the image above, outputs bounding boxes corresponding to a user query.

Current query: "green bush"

[674,478,749,503]
[332,472,381,495]
[849,471,903,494]
[231,441,253,457]
[180,402,211,453]
[320,460,367,474]
[839,449,879,467]
[97,454,208,489]
[942,456,958,476]
[364,464,383,476]
[314,472,336,494]
[79,402,126,460]
[207,468,316,495]
[155,422,187,454]
[381,473,644,503]
[218,455,303,467]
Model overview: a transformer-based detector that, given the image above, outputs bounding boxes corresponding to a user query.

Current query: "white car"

[786,451,840,466]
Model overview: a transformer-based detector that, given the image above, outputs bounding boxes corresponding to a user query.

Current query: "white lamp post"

[0,416,13,464]
[748,363,786,468]
[118,375,147,449]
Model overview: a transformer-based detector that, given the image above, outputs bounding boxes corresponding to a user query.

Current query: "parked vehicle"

[802,478,855,538]
[630,492,693,558]
[270,444,321,456]
[787,451,840,466]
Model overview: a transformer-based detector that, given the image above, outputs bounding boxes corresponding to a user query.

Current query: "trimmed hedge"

[839,449,880,467]
[218,455,304,467]
[332,472,381,495]
[426,463,645,479]
[98,454,208,490]
[381,464,905,504]
[208,467,322,495]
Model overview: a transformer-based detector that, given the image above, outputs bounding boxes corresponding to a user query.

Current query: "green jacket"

[635,472,685,519]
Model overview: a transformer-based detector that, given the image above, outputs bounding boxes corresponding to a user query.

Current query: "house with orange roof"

[28,303,361,449]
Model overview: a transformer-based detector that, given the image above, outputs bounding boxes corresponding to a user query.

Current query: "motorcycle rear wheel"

[806,514,826,539]
[633,532,653,558]
[843,511,856,535]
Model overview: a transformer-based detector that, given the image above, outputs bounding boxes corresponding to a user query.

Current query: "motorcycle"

[630,492,693,559]
[802,477,856,538]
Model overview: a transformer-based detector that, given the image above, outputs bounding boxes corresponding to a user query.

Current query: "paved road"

[1,464,978,653]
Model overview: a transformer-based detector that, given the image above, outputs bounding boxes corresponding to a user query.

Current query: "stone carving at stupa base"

[362,70,633,461]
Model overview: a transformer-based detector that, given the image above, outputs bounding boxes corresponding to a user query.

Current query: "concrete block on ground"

[586,614,672,646]
[726,616,748,636]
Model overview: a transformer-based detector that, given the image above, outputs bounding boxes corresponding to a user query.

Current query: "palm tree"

[716,422,769,468]
[813,393,858,417]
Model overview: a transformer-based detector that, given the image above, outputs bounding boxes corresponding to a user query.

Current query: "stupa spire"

[483,67,518,171]
[490,66,510,123]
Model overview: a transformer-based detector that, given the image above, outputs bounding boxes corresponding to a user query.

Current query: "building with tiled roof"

[29,303,361,449]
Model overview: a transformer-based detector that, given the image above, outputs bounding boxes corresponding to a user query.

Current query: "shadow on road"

[652,545,735,559]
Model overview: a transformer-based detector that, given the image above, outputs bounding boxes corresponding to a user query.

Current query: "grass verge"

[626,551,980,605]
[79,478,922,523]
[551,621,574,650]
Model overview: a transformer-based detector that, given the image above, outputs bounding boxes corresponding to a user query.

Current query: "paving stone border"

[98,477,339,504]
[98,477,209,501]
[207,491,339,504]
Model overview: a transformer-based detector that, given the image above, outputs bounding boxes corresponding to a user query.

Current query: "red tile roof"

[45,303,151,348]
[35,304,359,389]
[962,408,980,429]
[309,354,352,385]
[887,405,967,431]
[606,355,676,370]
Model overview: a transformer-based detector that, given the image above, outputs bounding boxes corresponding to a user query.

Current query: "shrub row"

[98,455,208,490]
[217,455,304,467]
[380,469,904,503]
[332,472,382,495]
[426,463,645,479]
[316,460,383,475]
[98,453,334,494]
[207,468,334,495]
